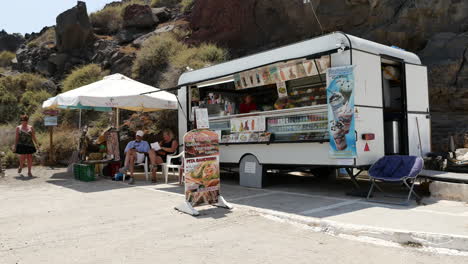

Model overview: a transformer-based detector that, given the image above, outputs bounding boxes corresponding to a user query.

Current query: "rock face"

[123,4,159,29]
[189,0,468,151]
[420,33,468,150]
[55,1,94,53]
[190,0,468,54]
[0,30,24,52]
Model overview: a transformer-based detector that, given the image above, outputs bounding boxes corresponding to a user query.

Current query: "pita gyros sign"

[175,129,232,216]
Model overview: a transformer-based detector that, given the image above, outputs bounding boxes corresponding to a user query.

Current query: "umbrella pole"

[79,109,82,130]
[115,108,120,128]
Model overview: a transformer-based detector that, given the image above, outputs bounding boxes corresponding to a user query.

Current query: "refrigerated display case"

[267,111,328,142]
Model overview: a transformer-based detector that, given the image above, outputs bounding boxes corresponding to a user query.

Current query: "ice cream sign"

[230,116,266,133]
[326,66,357,158]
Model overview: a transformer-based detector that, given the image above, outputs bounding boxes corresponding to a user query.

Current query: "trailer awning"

[178,32,422,87]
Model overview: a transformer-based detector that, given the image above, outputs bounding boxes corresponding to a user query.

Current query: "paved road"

[0,167,466,264]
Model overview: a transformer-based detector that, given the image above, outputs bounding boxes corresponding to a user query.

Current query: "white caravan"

[177,32,430,188]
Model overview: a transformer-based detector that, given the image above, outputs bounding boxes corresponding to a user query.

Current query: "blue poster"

[327,66,356,158]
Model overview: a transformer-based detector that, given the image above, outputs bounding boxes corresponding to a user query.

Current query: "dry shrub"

[180,0,194,13]
[2,149,18,168]
[132,32,228,85]
[0,125,16,151]
[36,127,80,164]
[172,43,227,70]
[62,64,106,92]
[27,28,56,48]
[90,0,151,34]
[0,124,18,168]
[151,0,181,8]
[0,51,15,67]
[131,33,185,84]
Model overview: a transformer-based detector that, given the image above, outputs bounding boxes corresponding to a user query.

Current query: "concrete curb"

[237,205,468,252]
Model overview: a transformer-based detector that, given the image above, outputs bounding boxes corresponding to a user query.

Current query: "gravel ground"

[0,167,466,264]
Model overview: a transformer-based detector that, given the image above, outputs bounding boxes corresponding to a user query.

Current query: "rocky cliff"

[189,0,468,151]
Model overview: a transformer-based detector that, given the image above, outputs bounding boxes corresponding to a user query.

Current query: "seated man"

[120,130,155,184]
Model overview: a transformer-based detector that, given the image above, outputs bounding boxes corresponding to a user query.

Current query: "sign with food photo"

[326,65,357,158]
[184,129,221,206]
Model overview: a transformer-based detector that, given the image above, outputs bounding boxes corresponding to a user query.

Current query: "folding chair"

[367,155,423,205]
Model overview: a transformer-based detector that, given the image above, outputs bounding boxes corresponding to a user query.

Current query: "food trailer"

[177,32,431,188]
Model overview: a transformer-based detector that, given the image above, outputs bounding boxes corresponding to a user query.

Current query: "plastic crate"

[73,163,96,181]
[73,164,81,179]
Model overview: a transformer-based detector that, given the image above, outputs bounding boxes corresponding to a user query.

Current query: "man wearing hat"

[120,130,151,184]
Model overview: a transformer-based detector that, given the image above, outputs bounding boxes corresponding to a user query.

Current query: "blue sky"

[0,0,116,35]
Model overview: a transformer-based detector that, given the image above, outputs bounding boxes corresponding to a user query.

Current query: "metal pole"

[415,117,423,157]
[115,108,120,128]
[49,126,54,164]
[78,109,82,130]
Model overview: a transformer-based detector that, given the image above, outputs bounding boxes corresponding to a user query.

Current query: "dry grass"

[119,45,138,54]
[90,0,150,34]
[36,128,80,164]
[0,51,15,67]
[27,28,56,48]
[180,0,194,13]
[151,0,181,8]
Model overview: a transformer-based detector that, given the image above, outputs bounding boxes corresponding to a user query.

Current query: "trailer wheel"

[239,154,265,188]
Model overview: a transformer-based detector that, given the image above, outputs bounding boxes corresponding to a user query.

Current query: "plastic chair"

[122,154,149,182]
[367,155,423,205]
[162,151,184,184]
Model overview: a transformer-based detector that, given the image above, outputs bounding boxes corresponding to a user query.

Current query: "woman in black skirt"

[15,115,38,177]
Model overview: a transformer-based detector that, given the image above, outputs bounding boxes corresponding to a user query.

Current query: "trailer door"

[405,64,431,156]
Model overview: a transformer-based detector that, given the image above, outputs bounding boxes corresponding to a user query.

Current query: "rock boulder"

[123,4,159,29]
[55,1,94,53]
[0,30,24,52]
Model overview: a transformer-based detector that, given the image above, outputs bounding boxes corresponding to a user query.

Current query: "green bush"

[90,0,150,34]
[29,108,46,132]
[19,90,53,116]
[0,86,18,123]
[1,148,18,168]
[0,73,52,123]
[132,33,185,80]
[0,51,15,67]
[62,64,106,92]
[180,0,194,13]
[151,0,181,8]
[27,28,56,48]
[0,73,48,97]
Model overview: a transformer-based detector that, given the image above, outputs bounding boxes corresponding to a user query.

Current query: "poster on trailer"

[184,130,221,206]
[326,65,357,158]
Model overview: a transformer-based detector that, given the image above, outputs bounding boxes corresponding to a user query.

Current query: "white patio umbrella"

[42,73,178,112]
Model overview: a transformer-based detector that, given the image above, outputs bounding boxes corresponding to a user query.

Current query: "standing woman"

[15,115,38,177]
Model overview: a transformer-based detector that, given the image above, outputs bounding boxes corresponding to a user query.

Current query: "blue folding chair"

[367,155,423,205]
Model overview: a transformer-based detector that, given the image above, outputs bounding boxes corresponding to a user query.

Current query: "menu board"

[195,108,209,129]
[234,56,330,90]
[184,130,220,206]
